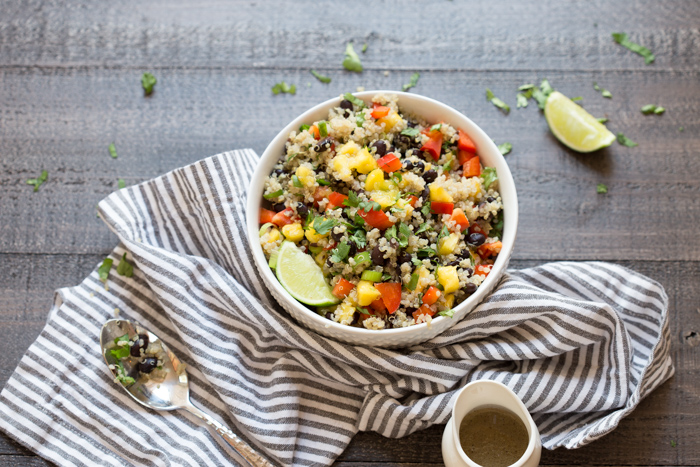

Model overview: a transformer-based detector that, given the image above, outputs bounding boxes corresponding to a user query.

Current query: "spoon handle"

[183,402,275,467]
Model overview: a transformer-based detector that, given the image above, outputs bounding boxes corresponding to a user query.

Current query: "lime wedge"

[275,241,340,307]
[545,91,616,153]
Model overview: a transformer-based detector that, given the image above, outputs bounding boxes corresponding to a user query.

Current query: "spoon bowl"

[100,319,273,467]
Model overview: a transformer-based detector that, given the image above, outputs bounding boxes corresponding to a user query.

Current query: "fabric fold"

[0,150,673,466]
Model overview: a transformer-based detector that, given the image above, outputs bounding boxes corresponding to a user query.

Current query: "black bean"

[459,249,472,260]
[422,169,438,184]
[403,160,415,170]
[371,245,386,266]
[398,252,413,265]
[371,140,387,157]
[464,283,478,295]
[326,258,335,268]
[340,99,354,117]
[388,145,396,153]
[347,241,357,257]
[296,202,309,218]
[405,307,418,316]
[272,203,286,212]
[396,134,412,146]
[467,233,486,246]
[447,260,461,267]
[314,137,334,153]
[407,121,418,128]
[420,186,430,200]
[413,160,425,172]
[272,168,286,176]
[138,357,158,374]
[487,196,496,202]
[129,334,149,358]
[465,267,474,277]
[331,230,343,242]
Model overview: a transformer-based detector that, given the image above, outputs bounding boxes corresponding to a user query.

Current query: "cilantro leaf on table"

[108,143,118,159]
[641,104,665,115]
[497,142,512,155]
[597,183,608,194]
[272,81,297,95]
[342,43,363,72]
[310,70,331,83]
[612,32,655,64]
[141,72,157,95]
[26,170,48,192]
[516,93,529,108]
[616,133,638,147]
[118,178,126,189]
[486,88,510,114]
[402,72,420,92]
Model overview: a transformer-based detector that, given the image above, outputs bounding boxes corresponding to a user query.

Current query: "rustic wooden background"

[1,0,699,465]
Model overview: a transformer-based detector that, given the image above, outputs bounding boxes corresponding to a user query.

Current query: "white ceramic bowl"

[246,91,518,348]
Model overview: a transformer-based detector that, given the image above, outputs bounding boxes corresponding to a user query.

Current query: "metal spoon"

[100,319,273,467]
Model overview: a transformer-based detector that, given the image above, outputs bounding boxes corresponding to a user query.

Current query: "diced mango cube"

[438,233,460,255]
[357,280,382,306]
[376,110,403,132]
[332,142,377,181]
[429,184,454,203]
[295,166,315,187]
[365,169,385,191]
[394,197,414,218]
[355,147,377,174]
[281,223,304,242]
[263,228,281,244]
[444,293,455,309]
[437,266,460,294]
[415,265,431,293]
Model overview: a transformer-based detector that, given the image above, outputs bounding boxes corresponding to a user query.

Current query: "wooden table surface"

[1,0,699,465]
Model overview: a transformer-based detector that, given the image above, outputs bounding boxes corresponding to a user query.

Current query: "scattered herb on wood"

[362,43,368,53]
[108,143,118,159]
[616,133,638,147]
[641,104,665,115]
[26,170,48,192]
[596,183,608,194]
[402,72,420,92]
[597,117,609,123]
[612,32,655,64]
[497,142,512,155]
[486,88,510,114]
[141,73,157,95]
[118,178,126,189]
[310,70,331,83]
[342,43,363,72]
[272,81,297,95]
[593,82,612,98]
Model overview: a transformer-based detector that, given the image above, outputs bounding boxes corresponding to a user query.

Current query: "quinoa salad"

[259,93,504,330]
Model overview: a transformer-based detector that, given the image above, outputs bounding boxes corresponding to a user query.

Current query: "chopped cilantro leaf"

[596,183,608,194]
[654,106,665,114]
[571,96,583,102]
[421,203,431,218]
[431,123,442,132]
[343,190,361,208]
[108,143,118,159]
[415,222,431,234]
[516,93,528,108]
[597,117,609,123]
[486,88,510,114]
[401,127,420,138]
[402,72,420,92]
[330,242,351,263]
[362,43,368,53]
[292,175,303,188]
[518,83,535,91]
[118,178,126,189]
[392,172,403,184]
[272,81,297,95]
[312,218,337,235]
[264,189,284,200]
[438,309,455,318]
[357,306,370,315]
[612,32,655,64]
[481,167,498,189]
[532,79,554,110]
[310,70,331,83]
[351,229,367,248]
[540,79,554,96]
[141,73,157,95]
[497,142,512,155]
[342,43,363,73]
[384,225,397,242]
[616,133,638,147]
[109,345,130,360]
[117,253,134,277]
[601,89,612,98]
[317,178,331,186]
[437,225,449,243]
[417,247,436,258]
[26,170,48,192]
[671,440,677,448]
[114,361,135,386]
[407,273,419,291]
[98,258,113,283]
[299,124,310,132]
[397,223,411,248]
[491,211,504,239]
[358,200,381,212]
[356,112,365,127]
[343,93,365,108]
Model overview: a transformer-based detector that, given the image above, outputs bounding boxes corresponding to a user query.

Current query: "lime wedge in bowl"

[544,91,616,153]
[275,241,340,307]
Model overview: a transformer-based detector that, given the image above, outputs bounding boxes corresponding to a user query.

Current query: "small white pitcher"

[442,380,542,467]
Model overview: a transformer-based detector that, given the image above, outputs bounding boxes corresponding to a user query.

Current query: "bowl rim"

[246,90,518,338]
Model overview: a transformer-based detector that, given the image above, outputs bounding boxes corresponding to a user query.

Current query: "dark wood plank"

[0,68,698,260]
[0,455,50,466]
[1,0,699,71]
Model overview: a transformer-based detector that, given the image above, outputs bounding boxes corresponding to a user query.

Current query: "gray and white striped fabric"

[0,150,673,466]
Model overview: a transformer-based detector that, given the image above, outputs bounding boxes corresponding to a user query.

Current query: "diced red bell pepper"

[457,129,477,154]
[430,201,454,215]
[369,298,387,313]
[412,304,436,320]
[332,278,355,299]
[469,223,487,236]
[375,282,402,314]
[308,124,320,139]
[272,207,296,227]
[457,149,477,166]
[371,103,391,119]
[358,208,395,230]
[463,156,481,178]
[407,195,419,207]
[422,286,441,306]
[377,153,402,173]
[449,208,470,232]
[478,241,502,259]
[475,264,492,277]
[312,186,333,208]
[420,130,443,161]
[260,208,276,224]
[327,192,349,210]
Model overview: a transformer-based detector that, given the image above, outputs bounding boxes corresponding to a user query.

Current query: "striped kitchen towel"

[0,150,673,467]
